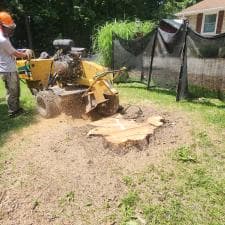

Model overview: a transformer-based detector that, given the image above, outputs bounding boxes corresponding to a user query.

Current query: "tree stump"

[88,115,165,152]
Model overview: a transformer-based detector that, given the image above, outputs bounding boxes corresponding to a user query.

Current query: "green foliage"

[0,0,168,53]
[93,20,155,66]
[0,0,197,53]
[186,168,214,189]
[162,0,201,17]
[143,199,188,225]
[174,146,197,163]
[120,191,139,224]
[121,191,139,209]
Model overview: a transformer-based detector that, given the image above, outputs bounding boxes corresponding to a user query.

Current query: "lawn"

[115,83,225,225]
[0,81,225,224]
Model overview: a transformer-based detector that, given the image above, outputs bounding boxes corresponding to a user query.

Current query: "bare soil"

[0,104,192,225]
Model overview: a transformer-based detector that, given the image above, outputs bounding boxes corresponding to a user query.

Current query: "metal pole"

[112,32,115,76]
[176,20,188,101]
[147,28,158,89]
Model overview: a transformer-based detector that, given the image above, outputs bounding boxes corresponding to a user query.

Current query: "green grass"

[114,83,225,225]
[117,147,225,224]
[119,191,140,225]
[0,80,36,170]
[117,83,225,128]
[173,146,198,163]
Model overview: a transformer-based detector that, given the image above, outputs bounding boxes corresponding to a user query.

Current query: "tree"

[161,0,201,18]
[0,0,198,52]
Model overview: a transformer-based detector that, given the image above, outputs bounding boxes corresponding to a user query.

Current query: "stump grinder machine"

[16,39,124,118]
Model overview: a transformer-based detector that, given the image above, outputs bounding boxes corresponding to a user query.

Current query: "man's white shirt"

[0,30,17,73]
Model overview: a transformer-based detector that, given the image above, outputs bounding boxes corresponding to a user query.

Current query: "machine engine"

[51,39,85,84]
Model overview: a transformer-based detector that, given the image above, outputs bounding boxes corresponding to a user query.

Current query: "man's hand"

[25,49,34,60]
[13,49,34,59]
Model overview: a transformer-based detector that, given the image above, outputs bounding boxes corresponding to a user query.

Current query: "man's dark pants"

[0,72,20,114]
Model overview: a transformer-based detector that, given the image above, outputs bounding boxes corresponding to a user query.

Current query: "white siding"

[186,15,197,31]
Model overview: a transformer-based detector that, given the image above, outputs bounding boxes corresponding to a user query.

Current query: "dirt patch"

[0,104,192,225]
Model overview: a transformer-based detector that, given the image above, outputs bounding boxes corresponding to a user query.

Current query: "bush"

[92,20,155,67]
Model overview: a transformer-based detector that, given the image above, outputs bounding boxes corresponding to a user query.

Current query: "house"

[176,0,225,35]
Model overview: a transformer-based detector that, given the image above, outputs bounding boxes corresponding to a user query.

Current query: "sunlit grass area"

[116,130,225,225]
[114,82,225,225]
[117,83,225,128]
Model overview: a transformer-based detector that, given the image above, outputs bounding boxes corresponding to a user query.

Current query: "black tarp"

[187,28,225,96]
[151,19,187,100]
[112,29,156,84]
[112,19,225,100]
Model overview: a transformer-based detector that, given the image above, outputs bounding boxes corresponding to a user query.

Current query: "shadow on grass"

[149,87,177,97]
[188,85,225,100]
[118,83,225,110]
[117,83,177,97]
[186,98,225,109]
[186,87,225,109]
[0,101,37,148]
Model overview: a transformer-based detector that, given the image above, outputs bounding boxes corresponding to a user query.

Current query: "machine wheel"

[97,94,119,116]
[36,90,60,118]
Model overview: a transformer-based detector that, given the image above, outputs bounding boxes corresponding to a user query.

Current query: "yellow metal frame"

[17,58,118,105]
[17,59,53,88]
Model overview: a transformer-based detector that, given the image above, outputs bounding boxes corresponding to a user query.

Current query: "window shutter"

[216,10,224,34]
[196,13,203,33]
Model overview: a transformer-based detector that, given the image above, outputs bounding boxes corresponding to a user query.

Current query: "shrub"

[92,20,155,67]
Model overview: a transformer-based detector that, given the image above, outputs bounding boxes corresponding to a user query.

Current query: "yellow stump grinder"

[17,39,124,118]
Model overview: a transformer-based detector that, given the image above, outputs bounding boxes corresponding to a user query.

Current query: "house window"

[203,14,217,33]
